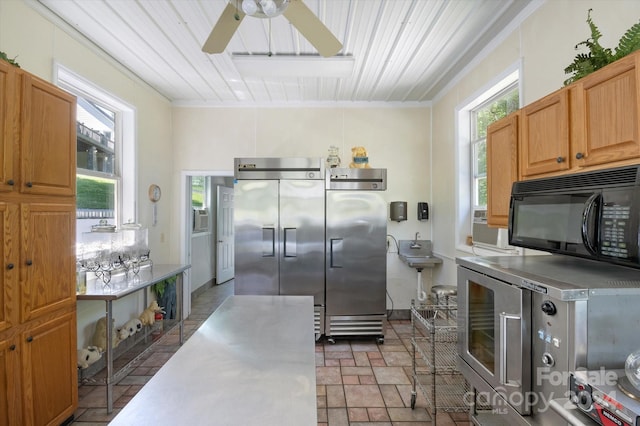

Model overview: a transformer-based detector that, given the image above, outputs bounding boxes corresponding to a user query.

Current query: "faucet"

[411,232,421,248]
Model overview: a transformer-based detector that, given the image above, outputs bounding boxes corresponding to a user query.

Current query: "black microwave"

[509,165,640,268]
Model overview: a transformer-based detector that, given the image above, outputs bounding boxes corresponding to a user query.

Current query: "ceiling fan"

[201,0,342,57]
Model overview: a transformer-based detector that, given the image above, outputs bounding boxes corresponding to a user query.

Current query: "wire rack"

[410,299,468,424]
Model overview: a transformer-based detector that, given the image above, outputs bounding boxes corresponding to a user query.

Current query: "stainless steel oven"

[458,267,532,415]
[457,255,640,426]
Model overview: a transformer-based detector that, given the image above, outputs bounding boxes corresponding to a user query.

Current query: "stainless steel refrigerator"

[233,157,326,338]
[325,168,387,343]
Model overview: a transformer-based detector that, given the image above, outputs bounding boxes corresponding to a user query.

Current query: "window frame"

[191,176,210,209]
[470,82,519,210]
[455,63,521,253]
[54,64,137,230]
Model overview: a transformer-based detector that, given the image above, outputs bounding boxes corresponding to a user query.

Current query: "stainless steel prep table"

[77,263,191,413]
[109,295,317,426]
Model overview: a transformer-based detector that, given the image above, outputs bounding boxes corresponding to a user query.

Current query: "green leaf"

[615,19,640,60]
[562,8,640,85]
[0,51,20,68]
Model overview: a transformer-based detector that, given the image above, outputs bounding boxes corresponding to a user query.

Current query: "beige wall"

[0,0,175,264]
[0,0,175,346]
[431,0,640,285]
[172,105,433,307]
[4,0,640,322]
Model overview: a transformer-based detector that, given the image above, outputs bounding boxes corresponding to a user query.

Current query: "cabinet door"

[20,203,75,323]
[573,52,640,167]
[21,311,77,426]
[0,61,17,193]
[20,74,76,197]
[0,202,18,332]
[0,337,22,426]
[487,113,518,228]
[519,88,570,178]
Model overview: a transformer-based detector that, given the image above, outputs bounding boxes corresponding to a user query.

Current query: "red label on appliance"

[595,405,629,426]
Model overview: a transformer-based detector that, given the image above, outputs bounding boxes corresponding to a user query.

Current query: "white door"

[216,185,234,283]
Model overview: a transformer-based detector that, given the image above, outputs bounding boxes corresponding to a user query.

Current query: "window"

[455,65,520,251]
[55,65,136,239]
[470,85,519,209]
[76,97,117,222]
[191,176,208,209]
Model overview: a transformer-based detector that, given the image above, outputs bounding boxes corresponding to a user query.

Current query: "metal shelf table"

[76,263,190,413]
[410,299,468,424]
[109,295,317,426]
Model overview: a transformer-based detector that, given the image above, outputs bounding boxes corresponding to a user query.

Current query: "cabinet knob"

[26,336,33,343]
[25,259,32,266]
[556,157,564,163]
[541,300,557,315]
[7,179,14,186]
[575,152,584,160]
[25,182,33,188]
[6,263,14,270]
[9,344,16,351]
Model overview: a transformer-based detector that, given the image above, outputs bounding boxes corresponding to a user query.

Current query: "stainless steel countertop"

[457,255,640,300]
[109,295,317,426]
[77,264,190,300]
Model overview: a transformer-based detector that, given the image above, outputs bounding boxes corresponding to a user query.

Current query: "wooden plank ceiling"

[35,0,536,105]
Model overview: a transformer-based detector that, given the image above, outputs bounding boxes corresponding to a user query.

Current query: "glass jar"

[625,348,640,391]
[326,145,341,168]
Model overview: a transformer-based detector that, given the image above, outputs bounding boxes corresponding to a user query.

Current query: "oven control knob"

[541,300,557,315]
[542,352,555,367]
[576,390,593,411]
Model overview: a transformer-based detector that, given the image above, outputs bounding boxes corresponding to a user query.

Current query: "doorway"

[180,171,234,317]
[216,185,234,283]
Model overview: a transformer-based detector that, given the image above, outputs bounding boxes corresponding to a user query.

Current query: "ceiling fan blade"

[202,2,245,54]
[283,0,342,57]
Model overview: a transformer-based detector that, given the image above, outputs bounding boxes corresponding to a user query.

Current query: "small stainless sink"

[398,240,442,269]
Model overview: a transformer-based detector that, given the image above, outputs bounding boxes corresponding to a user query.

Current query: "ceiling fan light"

[241,0,259,16]
[241,0,288,19]
[260,0,278,17]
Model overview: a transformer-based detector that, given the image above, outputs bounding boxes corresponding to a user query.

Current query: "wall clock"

[148,184,161,202]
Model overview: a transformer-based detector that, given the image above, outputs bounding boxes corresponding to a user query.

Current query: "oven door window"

[468,280,495,373]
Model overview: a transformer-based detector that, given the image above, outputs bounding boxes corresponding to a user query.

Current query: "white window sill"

[456,244,522,257]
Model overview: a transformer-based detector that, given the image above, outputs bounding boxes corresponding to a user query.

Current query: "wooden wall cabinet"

[486,50,640,227]
[486,112,519,227]
[0,336,20,425]
[519,88,571,179]
[0,61,17,194]
[21,311,77,426]
[0,60,77,425]
[0,61,75,197]
[0,202,18,334]
[19,202,76,323]
[20,74,76,197]
[572,51,640,168]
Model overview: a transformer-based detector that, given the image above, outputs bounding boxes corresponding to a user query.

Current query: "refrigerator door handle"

[283,228,297,257]
[262,227,275,257]
[330,238,343,268]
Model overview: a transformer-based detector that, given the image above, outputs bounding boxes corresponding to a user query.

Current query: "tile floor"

[71,281,472,425]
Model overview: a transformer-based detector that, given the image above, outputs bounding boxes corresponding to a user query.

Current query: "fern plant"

[0,51,20,68]
[564,9,640,85]
[614,17,640,60]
